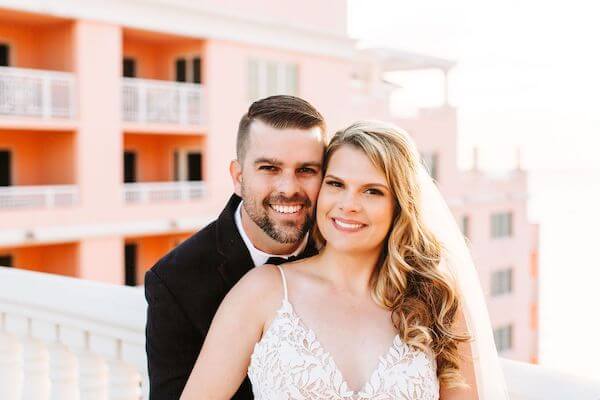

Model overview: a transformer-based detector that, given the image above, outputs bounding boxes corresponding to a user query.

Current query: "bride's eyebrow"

[324,174,388,189]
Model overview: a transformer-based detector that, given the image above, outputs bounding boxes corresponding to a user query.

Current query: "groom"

[145,95,327,399]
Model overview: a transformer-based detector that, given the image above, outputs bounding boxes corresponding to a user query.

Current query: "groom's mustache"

[262,194,312,209]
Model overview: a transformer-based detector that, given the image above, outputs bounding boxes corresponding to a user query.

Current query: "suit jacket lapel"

[215,194,255,289]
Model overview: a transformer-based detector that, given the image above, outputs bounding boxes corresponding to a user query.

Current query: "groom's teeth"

[271,204,302,214]
[334,219,363,229]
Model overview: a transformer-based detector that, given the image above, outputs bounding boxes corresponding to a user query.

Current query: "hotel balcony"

[122,78,204,129]
[0,129,76,211]
[123,181,206,204]
[0,267,598,399]
[123,132,206,204]
[0,185,78,210]
[121,28,206,134]
[0,67,76,121]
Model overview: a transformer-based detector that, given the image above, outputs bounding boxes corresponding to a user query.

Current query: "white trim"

[0,0,356,59]
[0,216,213,247]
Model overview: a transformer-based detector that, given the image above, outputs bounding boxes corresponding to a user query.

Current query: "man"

[145,95,327,399]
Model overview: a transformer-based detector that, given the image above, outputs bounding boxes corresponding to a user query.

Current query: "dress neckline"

[260,297,404,395]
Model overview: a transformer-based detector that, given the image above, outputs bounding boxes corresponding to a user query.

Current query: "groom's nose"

[274,170,301,197]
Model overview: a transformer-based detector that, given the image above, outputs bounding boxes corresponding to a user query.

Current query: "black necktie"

[266,255,299,265]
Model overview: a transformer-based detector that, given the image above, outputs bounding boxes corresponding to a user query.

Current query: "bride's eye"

[325,180,343,188]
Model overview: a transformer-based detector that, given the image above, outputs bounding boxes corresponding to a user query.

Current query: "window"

[421,153,439,181]
[460,215,469,239]
[173,149,203,181]
[0,43,9,67]
[247,58,299,101]
[124,243,138,286]
[0,150,11,186]
[0,254,13,268]
[491,212,513,238]
[491,268,513,296]
[175,56,202,84]
[123,57,137,78]
[493,324,513,352]
[124,151,137,183]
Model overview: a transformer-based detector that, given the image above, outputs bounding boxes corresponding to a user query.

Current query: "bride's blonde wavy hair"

[314,121,470,388]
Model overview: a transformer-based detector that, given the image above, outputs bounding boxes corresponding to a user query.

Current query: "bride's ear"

[230,160,243,197]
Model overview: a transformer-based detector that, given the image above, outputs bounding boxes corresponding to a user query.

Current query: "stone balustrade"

[1,267,599,399]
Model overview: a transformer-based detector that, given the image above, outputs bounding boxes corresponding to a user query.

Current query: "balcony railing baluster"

[122,78,204,126]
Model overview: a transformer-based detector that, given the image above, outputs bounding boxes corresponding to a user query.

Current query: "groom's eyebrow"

[254,158,322,169]
[254,158,283,166]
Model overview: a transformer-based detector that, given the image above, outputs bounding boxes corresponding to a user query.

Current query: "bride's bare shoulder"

[225,264,287,315]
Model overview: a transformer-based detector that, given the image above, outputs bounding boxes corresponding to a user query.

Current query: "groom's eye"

[298,167,317,174]
[258,165,278,172]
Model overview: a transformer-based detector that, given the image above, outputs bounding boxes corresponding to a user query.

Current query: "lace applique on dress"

[247,266,439,400]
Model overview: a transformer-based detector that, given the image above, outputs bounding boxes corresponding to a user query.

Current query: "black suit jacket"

[145,194,317,399]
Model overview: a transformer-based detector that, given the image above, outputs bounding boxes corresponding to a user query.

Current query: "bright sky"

[348,0,600,380]
[348,0,600,172]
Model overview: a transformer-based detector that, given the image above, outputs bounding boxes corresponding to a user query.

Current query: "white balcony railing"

[1,268,599,399]
[124,181,206,204]
[0,185,79,210]
[0,267,147,400]
[0,66,76,119]
[122,78,204,126]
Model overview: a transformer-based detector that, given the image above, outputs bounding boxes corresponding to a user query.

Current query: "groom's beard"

[241,187,313,244]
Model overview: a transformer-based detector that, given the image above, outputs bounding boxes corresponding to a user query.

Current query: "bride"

[181,121,508,399]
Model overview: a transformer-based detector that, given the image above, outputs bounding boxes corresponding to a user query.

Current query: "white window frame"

[173,148,203,182]
[491,268,513,296]
[248,58,299,101]
[493,324,513,352]
[491,211,513,238]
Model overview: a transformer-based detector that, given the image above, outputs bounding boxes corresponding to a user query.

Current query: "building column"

[78,237,123,284]
[73,20,122,211]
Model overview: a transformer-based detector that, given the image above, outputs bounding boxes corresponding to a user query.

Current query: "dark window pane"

[0,150,11,186]
[0,255,13,268]
[192,57,201,83]
[187,152,202,181]
[0,44,9,67]
[175,58,186,82]
[124,151,137,183]
[124,243,137,286]
[173,151,179,180]
[123,57,136,78]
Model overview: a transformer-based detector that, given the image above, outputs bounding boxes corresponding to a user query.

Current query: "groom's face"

[234,119,324,244]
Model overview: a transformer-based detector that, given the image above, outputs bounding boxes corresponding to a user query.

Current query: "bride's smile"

[316,145,394,254]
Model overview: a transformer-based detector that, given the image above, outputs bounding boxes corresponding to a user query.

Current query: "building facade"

[0,0,538,363]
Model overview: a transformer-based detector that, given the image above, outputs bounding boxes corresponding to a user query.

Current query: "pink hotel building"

[0,1,538,364]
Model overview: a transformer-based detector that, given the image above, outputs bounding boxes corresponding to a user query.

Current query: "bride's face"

[316,145,395,254]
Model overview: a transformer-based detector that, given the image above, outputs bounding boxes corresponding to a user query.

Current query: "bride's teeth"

[335,219,362,229]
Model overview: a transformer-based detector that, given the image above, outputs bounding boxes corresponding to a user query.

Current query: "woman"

[181,121,507,399]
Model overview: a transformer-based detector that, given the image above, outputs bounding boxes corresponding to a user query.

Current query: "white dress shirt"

[234,202,308,267]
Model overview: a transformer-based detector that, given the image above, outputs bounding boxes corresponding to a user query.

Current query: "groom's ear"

[230,159,243,197]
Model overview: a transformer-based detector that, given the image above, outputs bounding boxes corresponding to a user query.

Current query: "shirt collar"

[234,201,308,267]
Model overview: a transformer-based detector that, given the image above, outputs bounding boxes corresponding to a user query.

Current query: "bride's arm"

[439,307,479,400]
[180,265,280,400]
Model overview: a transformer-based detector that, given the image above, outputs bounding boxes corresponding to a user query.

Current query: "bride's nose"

[337,191,362,213]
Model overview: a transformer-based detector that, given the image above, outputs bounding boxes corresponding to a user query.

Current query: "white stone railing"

[0,66,76,119]
[124,181,206,204]
[122,78,204,126]
[0,185,79,210]
[501,358,600,399]
[1,268,599,399]
[0,267,147,400]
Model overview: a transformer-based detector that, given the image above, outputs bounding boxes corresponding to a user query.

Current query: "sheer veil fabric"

[416,165,510,399]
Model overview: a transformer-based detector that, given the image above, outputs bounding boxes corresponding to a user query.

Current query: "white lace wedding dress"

[247,266,440,400]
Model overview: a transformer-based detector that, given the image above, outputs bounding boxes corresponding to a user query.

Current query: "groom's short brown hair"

[236,95,326,161]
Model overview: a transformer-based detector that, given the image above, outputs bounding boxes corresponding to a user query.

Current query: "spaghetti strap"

[275,265,288,301]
